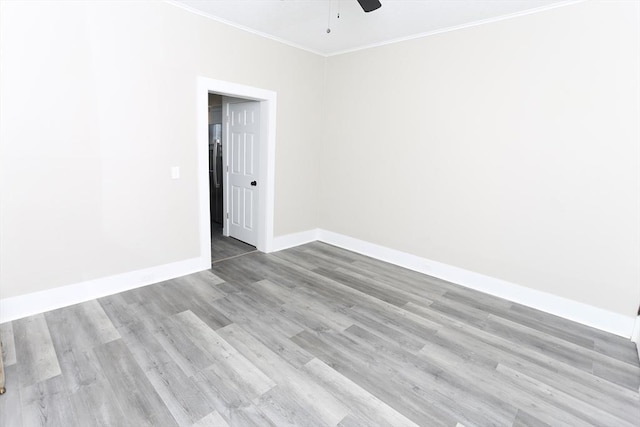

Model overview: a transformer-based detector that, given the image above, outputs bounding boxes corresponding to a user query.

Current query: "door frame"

[197,77,277,257]
[223,98,261,246]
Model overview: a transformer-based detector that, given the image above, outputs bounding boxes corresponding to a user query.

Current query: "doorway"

[197,77,277,266]
[208,94,258,262]
[208,94,223,230]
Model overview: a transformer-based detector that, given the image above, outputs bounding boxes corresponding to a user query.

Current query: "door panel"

[231,186,241,226]
[227,101,260,246]
[245,134,255,175]
[244,188,253,229]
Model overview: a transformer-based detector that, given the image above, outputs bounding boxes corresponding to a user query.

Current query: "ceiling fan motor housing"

[357,0,382,13]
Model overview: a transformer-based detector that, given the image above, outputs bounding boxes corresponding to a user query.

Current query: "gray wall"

[0,1,324,298]
[321,0,640,317]
[2,0,638,320]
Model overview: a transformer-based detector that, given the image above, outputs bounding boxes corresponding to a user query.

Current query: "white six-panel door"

[227,101,260,246]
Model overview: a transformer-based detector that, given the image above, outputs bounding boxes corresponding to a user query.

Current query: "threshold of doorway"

[212,250,259,265]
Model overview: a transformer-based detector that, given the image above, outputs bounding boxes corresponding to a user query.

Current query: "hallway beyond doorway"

[211,223,256,263]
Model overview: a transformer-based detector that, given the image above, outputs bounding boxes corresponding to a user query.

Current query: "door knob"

[250,181,257,186]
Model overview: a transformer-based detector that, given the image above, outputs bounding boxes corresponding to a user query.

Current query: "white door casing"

[197,77,277,261]
[226,101,260,246]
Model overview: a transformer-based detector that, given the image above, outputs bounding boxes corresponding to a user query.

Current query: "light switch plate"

[171,166,180,179]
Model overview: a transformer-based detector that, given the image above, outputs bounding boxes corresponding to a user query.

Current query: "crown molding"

[328,0,584,56]
[165,0,326,57]
[166,0,584,58]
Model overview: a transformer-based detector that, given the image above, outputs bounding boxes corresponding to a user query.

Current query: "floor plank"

[211,224,256,263]
[13,314,61,388]
[303,357,420,427]
[0,242,638,427]
[92,339,179,427]
[0,321,17,367]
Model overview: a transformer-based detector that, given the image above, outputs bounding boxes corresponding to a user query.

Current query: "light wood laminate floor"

[0,242,639,426]
[211,224,256,263]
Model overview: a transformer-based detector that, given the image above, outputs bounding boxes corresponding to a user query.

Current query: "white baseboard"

[632,316,640,363]
[313,229,636,339]
[0,256,210,323]
[633,316,640,343]
[270,229,320,252]
[2,227,636,342]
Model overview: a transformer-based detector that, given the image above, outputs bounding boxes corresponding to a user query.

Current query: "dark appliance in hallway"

[209,123,223,231]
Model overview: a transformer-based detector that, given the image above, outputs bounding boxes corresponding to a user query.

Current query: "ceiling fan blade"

[356,0,381,13]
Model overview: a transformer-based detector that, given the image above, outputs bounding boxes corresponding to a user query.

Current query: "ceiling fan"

[326,0,381,33]
[356,0,381,13]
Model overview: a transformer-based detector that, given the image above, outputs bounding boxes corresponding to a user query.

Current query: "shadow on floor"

[211,223,256,263]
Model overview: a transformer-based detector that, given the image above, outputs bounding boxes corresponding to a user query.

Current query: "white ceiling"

[170,0,577,56]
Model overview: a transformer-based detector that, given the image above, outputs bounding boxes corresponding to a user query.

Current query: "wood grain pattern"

[0,322,17,367]
[0,241,638,426]
[211,226,256,263]
[13,314,61,388]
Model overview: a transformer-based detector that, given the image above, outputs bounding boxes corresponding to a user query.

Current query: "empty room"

[0,0,639,426]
